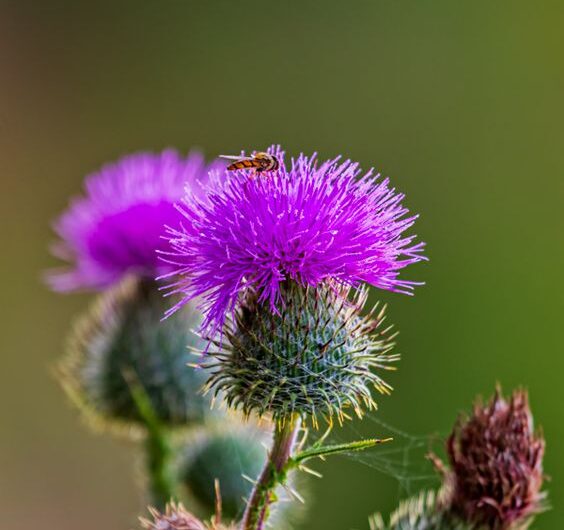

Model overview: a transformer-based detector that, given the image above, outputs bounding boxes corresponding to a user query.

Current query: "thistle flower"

[202,282,397,425]
[445,388,546,529]
[164,146,425,334]
[59,277,214,429]
[47,150,223,292]
[140,502,235,530]
[162,147,422,528]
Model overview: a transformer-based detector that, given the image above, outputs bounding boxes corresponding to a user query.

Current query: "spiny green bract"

[203,281,398,426]
[180,426,267,520]
[59,277,215,430]
[370,490,472,530]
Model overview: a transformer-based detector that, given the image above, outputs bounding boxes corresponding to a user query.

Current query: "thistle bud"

[140,502,235,530]
[179,425,300,526]
[204,282,397,426]
[370,490,471,530]
[59,277,215,430]
[446,388,545,529]
[180,426,267,520]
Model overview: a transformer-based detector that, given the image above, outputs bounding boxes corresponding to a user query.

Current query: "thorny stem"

[240,415,302,530]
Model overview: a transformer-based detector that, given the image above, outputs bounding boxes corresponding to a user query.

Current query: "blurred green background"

[1,1,563,528]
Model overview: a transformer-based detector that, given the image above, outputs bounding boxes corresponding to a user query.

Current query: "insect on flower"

[220,151,279,176]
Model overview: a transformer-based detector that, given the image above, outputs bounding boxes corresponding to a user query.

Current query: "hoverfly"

[220,151,280,175]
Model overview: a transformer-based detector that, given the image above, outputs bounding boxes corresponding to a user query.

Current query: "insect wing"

[219,154,245,161]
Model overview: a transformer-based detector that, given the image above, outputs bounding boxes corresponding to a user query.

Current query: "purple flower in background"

[47,150,223,292]
[163,146,426,333]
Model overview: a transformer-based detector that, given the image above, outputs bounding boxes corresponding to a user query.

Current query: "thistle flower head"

[446,388,545,529]
[164,146,425,334]
[201,282,397,425]
[48,150,223,292]
[60,277,215,429]
[140,502,235,530]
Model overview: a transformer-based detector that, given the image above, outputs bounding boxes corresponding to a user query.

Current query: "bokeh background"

[2,1,563,528]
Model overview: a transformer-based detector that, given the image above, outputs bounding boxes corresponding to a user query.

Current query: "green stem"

[240,415,301,530]
[125,369,177,509]
[145,421,175,510]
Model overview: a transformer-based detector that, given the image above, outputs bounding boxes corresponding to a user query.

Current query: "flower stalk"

[240,415,302,530]
[126,370,177,509]
[145,422,175,509]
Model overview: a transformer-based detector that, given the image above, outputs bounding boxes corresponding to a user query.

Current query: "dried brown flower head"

[140,502,235,530]
[446,388,545,529]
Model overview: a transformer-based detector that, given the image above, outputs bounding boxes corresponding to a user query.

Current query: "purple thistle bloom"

[47,150,223,292]
[163,146,426,333]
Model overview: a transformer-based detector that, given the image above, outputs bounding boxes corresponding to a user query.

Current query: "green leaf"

[291,437,393,465]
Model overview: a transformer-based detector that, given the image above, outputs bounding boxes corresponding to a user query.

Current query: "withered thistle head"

[140,502,235,530]
[141,503,206,530]
[202,281,398,426]
[446,388,545,529]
